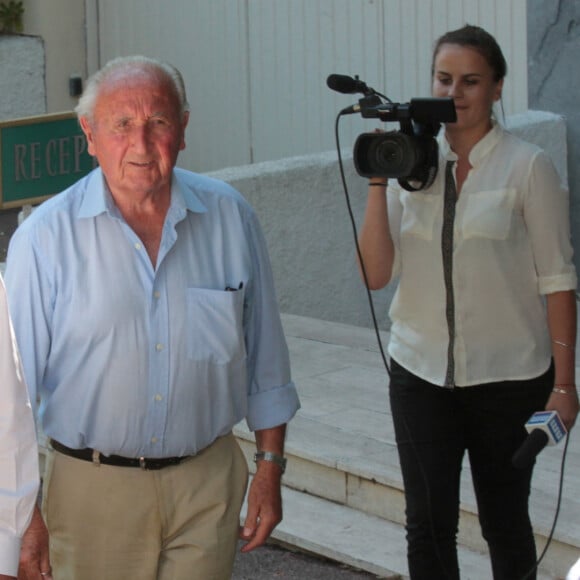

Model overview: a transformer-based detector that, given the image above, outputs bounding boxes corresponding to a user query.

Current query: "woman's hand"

[546,387,579,432]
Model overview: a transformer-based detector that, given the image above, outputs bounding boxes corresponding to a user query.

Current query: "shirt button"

[135,243,142,250]
[154,394,163,402]
[155,343,164,351]
[153,291,161,299]
[151,437,158,444]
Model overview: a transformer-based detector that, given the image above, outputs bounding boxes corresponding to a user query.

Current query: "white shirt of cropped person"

[0,274,39,577]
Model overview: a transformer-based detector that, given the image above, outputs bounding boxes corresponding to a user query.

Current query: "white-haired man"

[6,56,299,580]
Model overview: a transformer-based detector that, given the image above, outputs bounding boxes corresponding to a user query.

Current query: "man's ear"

[79,117,97,157]
[179,111,190,151]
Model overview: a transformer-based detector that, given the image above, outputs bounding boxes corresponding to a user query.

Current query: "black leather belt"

[50,439,187,470]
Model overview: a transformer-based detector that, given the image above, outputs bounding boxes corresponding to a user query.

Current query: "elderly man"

[0,275,39,580]
[5,56,299,580]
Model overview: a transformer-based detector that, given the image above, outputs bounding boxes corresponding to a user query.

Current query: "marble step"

[240,477,557,580]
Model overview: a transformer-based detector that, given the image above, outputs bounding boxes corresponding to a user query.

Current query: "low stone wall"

[1,110,569,329]
[0,34,46,120]
[208,110,568,329]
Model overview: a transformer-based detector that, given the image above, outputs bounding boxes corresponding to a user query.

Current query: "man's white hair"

[74,55,190,122]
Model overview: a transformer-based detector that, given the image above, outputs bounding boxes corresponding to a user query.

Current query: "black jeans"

[389,358,554,580]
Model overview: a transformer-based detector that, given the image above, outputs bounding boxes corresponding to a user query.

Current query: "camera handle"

[357,94,390,118]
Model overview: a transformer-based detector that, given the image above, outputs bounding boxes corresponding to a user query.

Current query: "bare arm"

[357,181,396,290]
[545,290,579,430]
[239,424,286,552]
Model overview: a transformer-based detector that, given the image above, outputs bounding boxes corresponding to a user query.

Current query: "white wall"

[14,0,529,172]
[89,0,528,172]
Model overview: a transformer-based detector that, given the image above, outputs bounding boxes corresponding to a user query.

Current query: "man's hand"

[239,460,283,552]
[239,424,287,552]
[18,506,51,580]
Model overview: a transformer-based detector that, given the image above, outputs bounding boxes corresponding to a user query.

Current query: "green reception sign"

[0,112,96,209]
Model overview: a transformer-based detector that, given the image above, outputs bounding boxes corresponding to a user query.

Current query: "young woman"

[358,25,579,580]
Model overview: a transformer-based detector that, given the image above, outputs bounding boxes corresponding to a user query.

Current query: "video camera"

[327,74,456,191]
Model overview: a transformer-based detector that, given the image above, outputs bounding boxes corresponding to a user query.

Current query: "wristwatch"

[254,451,287,474]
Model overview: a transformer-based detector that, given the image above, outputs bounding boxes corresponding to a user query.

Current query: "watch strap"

[254,451,287,473]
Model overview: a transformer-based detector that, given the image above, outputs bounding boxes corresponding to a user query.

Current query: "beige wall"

[22,0,87,114]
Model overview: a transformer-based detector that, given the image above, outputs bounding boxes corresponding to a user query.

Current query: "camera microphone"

[327,74,373,95]
[512,410,567,470]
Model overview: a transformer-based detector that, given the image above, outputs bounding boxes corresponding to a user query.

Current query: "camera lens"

[369,133,417,177]
[352,130,437,186]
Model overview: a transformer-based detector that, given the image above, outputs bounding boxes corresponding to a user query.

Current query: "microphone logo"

[512,410,567,470]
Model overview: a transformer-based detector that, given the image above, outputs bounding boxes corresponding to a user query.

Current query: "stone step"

[235,416,578,580]
[237,313,580,579]
[240,477,556,580]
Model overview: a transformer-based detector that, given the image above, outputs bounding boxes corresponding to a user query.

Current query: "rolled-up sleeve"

[242,211,300,431]
[524,150,577,294]
[0,276,40,577]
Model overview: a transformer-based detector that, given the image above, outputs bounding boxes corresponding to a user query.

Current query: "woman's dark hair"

[432,24,507,82]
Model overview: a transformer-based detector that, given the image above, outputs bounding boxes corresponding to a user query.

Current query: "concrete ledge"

[208,111,568,330]
[506,109,568,184]
[3,109,569,331]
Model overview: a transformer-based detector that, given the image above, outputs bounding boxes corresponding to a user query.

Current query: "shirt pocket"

[400,191,440,241]
[461,188,517,240]
[186,288,246,364]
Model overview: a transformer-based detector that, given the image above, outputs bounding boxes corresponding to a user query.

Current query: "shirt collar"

[439,120,503,165]
[77,168,208,219]
[77,169,109,218]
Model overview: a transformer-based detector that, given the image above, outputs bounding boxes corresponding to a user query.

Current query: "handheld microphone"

[326,74,373,95]
[512,410,567,470]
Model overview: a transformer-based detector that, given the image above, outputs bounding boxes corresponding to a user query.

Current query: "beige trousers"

[42,433,249,580]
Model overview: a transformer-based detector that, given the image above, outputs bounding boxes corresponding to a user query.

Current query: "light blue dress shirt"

[5,167,300,458]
